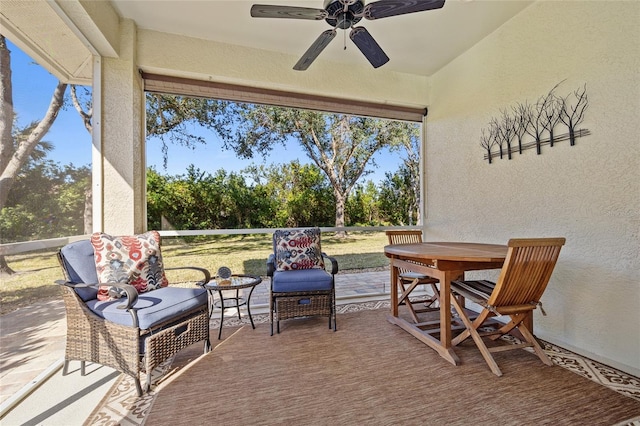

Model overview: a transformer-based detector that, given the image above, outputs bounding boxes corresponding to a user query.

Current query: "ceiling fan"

[250,0,445,71]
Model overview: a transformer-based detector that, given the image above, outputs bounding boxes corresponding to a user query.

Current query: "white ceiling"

[111,0,532,76]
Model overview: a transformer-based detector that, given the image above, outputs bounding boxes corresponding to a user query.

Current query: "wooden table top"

[384,242,508,263]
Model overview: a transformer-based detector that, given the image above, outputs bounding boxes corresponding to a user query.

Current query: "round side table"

[205,274,262,339]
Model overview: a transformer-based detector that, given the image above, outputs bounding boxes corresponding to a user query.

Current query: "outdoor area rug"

[86,301,640,425]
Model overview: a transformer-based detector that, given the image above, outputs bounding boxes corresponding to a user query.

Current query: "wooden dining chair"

[385,230,440,323]
[449,237,566,376]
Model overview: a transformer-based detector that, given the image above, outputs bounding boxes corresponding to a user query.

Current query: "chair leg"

[134,376,143,397]
[270,296,275,336]
[145,372,152,393]
[427,283,441,306]
[450,296,503,376]
[80,361,86,376]
[398,278,422,324]
[62,360,70,375]
[204,337,211,354]
[517,321,554,366]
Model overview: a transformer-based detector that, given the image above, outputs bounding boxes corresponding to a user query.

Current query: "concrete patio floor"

[0,270,392,424]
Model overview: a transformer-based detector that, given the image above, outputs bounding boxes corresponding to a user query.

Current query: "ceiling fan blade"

[250,4,328,20]
[294,30,337,71]
[349,27,389,69]
[363,0,445,20]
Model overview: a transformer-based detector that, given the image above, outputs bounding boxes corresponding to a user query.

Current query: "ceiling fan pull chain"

[344,28,347,50]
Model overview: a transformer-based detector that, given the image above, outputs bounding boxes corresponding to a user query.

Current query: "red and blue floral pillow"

[274,228,325,271]
[91,231,169,301]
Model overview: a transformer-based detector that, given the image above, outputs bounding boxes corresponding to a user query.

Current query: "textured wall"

[427,1,639,375]
[136,29,430,109]
[99,19,146,234]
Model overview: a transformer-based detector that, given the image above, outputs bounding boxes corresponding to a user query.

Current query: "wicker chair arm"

[165,266,211,286]
[266,254,276,277]
[109,283,139,310]
[55,279,98,287]
[322,253,339,275]
[55,279,139,314]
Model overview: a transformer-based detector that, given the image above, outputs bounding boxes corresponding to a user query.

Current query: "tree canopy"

[146,97,421,234]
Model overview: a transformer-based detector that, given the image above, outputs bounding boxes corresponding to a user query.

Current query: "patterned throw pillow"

[274,228,325,271]
[91,231,169,301]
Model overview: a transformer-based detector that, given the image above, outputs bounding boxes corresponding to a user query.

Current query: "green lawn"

[0,231,390,315]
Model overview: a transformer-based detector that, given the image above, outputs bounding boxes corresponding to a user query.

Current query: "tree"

[378,164,418,225]
[0,34,67,274]
[218,104,417,236]
[525,97,546,155]
[146,94,232,169]
[67,84,94,233]
[0,157,90,242]
[511,102,530,154]
[498,109,515,159]
[559,84,588,146]
[539,83,563,147]
[490,118,504,159]
[246,161,334,228]
[346,180,380,225]
[393,125,421,223]
[480,127,496,163]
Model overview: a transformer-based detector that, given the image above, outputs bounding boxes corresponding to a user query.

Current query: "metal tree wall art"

[481,82,589,163]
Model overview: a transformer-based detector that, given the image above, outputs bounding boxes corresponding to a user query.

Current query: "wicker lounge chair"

[266,228,338,335]
[56,234,211,396]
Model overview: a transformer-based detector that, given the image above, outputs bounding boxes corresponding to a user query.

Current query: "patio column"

[93,19,146,234]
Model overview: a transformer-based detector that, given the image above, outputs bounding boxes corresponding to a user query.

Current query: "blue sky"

[9,39,403,183]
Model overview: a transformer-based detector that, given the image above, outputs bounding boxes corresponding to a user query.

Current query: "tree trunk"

[569,126,576,146]
[83,187,93,234]
[0,35,15,203]
[0,255,15,275]
[0,81,67,207]
[334,191,347,238]
[0,36,68,275]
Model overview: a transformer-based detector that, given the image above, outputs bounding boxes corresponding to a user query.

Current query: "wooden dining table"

[384,242,508,365]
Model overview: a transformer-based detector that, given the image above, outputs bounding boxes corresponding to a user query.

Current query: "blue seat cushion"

[86,286,208,330]
[272,269,333,293]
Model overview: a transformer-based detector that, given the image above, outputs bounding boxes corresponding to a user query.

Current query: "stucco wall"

[99,19,147,234]
[136,29,430,110]
[426,1,639,375]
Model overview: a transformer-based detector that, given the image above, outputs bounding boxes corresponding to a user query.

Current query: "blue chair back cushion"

[272,269,333,293]
[59,240,100,301]
[85,287,208,330]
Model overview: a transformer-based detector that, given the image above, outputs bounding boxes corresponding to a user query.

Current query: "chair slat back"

[488,238,565,308]
[386,230,426,277]
[386,230,423,245]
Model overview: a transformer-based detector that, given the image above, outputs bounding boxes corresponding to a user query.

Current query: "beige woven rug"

[86,301,640,425]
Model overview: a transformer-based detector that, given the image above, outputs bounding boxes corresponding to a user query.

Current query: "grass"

[0,231,390,315]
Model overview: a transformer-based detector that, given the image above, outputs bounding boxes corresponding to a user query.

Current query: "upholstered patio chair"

[449,237,566,376]
[385,230,440,323]
[56,231,211,396]
[266,228,338,335]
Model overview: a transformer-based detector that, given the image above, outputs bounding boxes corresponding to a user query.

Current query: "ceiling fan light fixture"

[325,0,364,28]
